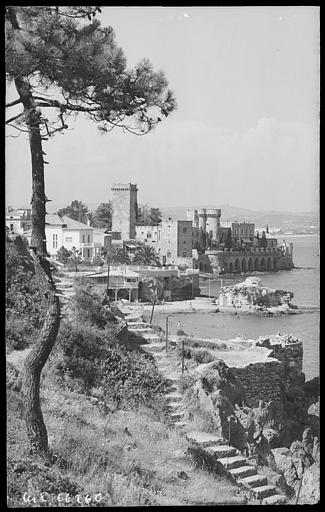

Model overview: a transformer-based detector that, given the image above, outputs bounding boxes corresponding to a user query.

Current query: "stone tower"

[198,208,207,231]
[186,208,199,228]
[111,183,138,241]
[206,209,221,242]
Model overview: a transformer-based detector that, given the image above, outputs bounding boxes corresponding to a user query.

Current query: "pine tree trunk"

[14,77,61,456]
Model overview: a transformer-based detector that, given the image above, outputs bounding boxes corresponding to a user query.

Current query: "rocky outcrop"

[217,277,294,309]
[299,462,320,504]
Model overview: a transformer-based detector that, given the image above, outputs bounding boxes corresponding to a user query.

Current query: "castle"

[109,183,294,274]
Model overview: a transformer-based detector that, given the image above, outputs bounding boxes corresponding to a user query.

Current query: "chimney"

[87,218,91,226]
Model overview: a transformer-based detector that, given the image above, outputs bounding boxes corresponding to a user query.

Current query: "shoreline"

[118,298,319,317]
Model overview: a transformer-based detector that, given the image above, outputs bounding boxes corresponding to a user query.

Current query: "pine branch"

[6,98,23,108]
[6,112,25,124]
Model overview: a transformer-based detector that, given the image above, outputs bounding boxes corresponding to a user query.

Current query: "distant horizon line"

[5,200,318,217]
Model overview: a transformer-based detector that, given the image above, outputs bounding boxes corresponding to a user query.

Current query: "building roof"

[86,269,139,278]
[45,214,91,230]
[45,214,65,226]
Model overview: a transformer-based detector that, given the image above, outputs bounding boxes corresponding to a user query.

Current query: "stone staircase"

[186,431,287,505]
[126,317,288,505]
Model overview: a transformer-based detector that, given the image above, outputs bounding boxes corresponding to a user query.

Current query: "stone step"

[142,343,164,350]
[139,333,161,341]
[229,465,258,480]
[251,485,278,500]
[186,431,228,447]
[128,328,155,334]
[218,455,247,470]
[238,474,268,489]
[127,322,150,328]
[205,445,237,458]
[262,494,287,505]
[165,391,183,403]
[167,401,184,409]
[170,411,185,421]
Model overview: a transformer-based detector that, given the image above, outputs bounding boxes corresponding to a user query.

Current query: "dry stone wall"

[232,360,285,409]
[256,335,303,373]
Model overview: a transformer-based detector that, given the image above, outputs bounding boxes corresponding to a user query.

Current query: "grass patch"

[7,366,247,506]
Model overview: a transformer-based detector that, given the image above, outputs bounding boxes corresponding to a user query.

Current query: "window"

[10,224,13,231]
[183,227,187,233]
[87,234,90,243]
[184,241,186,244]
[65,237,72,242]
[167,251,171,258]
[183,251,187,257]
[53,234,58,249]
[82,234,85,243]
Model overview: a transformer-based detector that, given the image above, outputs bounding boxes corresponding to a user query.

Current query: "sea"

[154,235,320,380]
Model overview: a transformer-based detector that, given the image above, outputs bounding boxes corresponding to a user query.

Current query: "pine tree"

[6,6,176,456]
[58,200,89,224]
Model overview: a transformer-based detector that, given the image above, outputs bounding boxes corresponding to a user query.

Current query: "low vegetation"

[7,238,247,506]
[6,236,46,351]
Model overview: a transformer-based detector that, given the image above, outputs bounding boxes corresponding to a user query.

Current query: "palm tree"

[107,246,131,265]
[132,245,160,266]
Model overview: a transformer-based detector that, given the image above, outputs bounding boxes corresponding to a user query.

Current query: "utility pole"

[106,255,110,294]
[165,316,168,352]
[181,337,185,373]
[208,277,211,298]
[150,291,156,324]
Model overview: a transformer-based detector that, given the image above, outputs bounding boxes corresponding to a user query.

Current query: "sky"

[5,6,319,213]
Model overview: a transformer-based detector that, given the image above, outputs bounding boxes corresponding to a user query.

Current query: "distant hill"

[11,201,318,233]
[160,205,319,230]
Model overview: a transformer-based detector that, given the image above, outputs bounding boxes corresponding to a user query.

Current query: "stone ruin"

[181,333,319,502]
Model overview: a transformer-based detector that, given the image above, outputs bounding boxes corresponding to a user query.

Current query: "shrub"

[6,236,46,351]
[179,373,197,394]
[5,315,35,351]
[50,322,114,392]
[192,348,215,364]
[50,322,167,409]
[101,348,167,408]
[73,278,112,329]
[177,329,187,336]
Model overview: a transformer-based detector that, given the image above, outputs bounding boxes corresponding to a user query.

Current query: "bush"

[192,348,215,365]
[6,315,35,351]
[179,373,197,394]
[73,278,112,329]
[6,236,46,351]
[50,322,167,409]
[50,322,114,392]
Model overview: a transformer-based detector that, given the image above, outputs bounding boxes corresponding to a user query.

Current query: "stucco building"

[6,206,32,235]
[24,214,105,260]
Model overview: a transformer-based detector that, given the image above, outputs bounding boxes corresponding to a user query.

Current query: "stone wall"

[231,360,285,408]
[256,335,303,373]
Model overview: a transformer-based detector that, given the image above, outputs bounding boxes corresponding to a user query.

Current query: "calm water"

[154,235,320,380]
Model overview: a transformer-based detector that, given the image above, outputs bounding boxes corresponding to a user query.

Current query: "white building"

[6,206,32,234]
[24,214,106,260]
